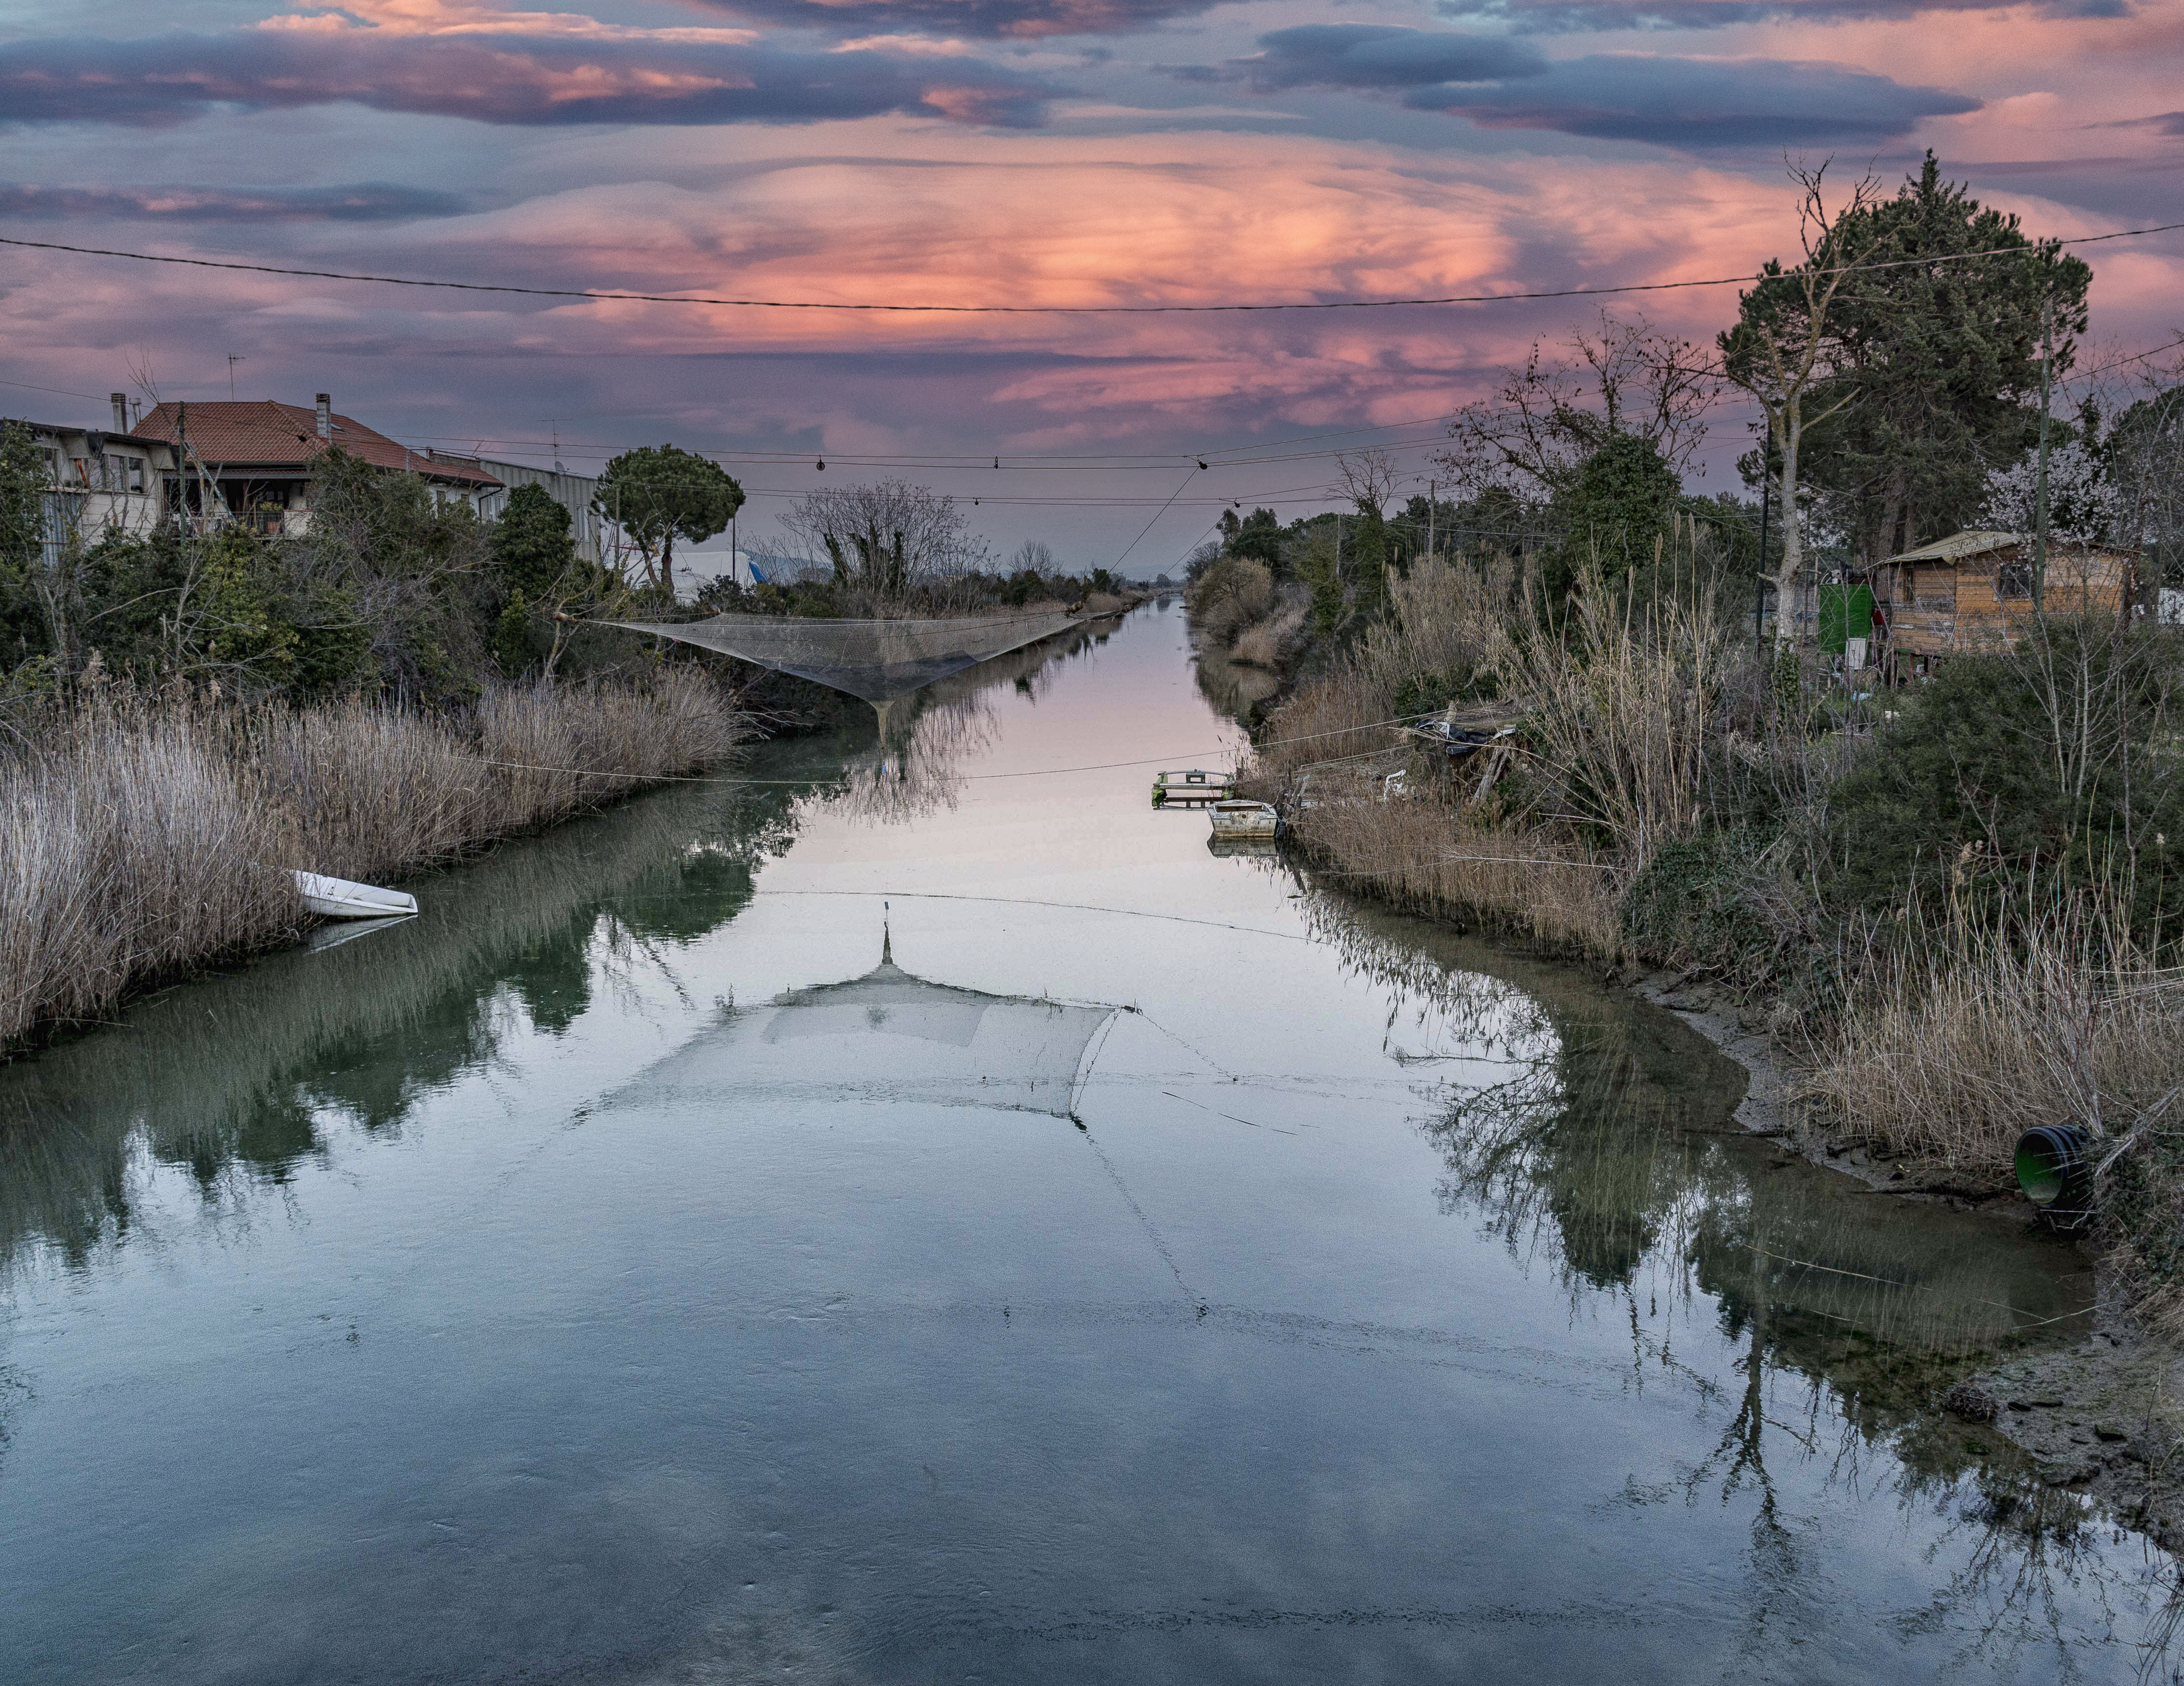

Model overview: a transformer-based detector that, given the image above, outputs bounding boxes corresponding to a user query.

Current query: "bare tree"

[1717,160,1882,647]
[780,479,992,608]
[1435,311,1722,500]
[2096,353,2184,588]
[1334,447,1404,514]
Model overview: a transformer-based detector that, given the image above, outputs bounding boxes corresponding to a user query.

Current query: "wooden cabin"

[1882,530,2135,667]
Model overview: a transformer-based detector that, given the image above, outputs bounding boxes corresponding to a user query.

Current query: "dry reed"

[1354,555,1510,701]
[1185,555,1275,649]
[0,670,743,1053]
[1806,894,2184,1180]
[1482,565,1732,875]
[1230,600,1306,670]
[1286,796,1622,960]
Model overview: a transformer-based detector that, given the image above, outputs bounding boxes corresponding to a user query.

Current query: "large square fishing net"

[638,938,1115,1121]
[606,611,1086,705]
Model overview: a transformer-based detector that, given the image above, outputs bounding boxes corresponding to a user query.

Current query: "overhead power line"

[1,222,2178,314]
[0,374,112,402]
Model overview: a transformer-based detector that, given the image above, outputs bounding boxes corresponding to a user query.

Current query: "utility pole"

[2033,292,2054,613]
[1426,478,1437,568]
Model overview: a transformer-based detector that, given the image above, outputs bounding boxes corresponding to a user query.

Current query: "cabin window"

[1900,567,1916,605]
[1998,557,2033,600]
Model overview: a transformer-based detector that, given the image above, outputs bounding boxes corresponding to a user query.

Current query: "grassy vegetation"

[1196,529,2184,1330]
[0,671,742,1055]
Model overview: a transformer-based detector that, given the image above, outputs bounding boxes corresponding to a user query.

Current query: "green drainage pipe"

[2015,1124,2092,1228]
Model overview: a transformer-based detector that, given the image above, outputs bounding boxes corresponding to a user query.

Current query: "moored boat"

[291,870,419,920]
[1207,798,1279,841]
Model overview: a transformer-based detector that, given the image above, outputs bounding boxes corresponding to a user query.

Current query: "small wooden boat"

[1207,798,1279,840]
[292,870,418,920]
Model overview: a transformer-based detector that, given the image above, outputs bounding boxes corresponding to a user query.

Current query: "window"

[1997,556,2033,600]
[114,455,145,495]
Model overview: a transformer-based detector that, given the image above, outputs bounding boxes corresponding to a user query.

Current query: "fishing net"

[643,936,1115,1120]
[605,610,1085,706]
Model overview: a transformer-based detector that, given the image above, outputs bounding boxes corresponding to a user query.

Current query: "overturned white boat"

[292,870,418,920]
[1207,798,1280,841]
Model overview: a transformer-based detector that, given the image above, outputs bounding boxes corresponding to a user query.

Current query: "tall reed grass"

[1481,565,1732,876]
[0,671,743,1054]
[1285,797,1622,959]
[1807,892,2184,1179]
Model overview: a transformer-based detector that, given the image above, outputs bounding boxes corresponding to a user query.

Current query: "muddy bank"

[1627,963,2184,1551]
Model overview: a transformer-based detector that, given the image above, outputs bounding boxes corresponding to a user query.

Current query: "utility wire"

[0,374,111,402]
[1110,464,1199,570]
[2,221,2178,314]
[2068,329,2184,383]
[462,706,1428,787]
[398,409,1473,463]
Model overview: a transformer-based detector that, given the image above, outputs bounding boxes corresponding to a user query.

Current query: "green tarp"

[1818,584,1876,655]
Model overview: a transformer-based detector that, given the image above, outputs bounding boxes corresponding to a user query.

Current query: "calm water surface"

[0,603,2165,1682]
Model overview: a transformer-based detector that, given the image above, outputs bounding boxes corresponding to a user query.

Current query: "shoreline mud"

[1626,964,2184,1552]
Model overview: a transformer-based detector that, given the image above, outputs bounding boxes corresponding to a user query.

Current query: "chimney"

[316,393,331,442]
[111,392,128,433]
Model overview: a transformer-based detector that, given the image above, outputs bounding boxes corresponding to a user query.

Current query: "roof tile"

[136,400,500,488]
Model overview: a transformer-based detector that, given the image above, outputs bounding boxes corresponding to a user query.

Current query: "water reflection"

[0,776,803,1275]
[833,617,1123,823]
[3,603,2173,1684]
[681,929,1115,1119]
[1288,886,2168,1680]
[0,618,1124,1277]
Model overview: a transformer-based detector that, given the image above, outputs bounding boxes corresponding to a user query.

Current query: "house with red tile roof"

[8,394,178,563]
[135,393,500,535]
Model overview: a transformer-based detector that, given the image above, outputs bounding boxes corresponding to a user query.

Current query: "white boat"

[1207,799,1280,841]
[291,870,419,920]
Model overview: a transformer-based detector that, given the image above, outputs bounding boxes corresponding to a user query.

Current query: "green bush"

[1547,434,1680,600]
[1620,827,1802,996]
[1823,619,2184,932]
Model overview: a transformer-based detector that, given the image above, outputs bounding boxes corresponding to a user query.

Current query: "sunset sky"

[2,0,2179,569]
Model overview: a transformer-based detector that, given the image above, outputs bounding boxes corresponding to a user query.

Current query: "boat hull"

[1207,800,1280,840]
[292,870,419,920]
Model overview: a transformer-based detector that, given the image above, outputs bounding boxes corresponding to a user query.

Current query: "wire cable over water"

[7,220,2178,312]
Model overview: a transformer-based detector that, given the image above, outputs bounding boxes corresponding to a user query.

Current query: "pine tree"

[1803,154,2092,561]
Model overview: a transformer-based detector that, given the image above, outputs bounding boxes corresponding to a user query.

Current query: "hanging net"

[642,936,1116,1120]
[605,610,1085,705]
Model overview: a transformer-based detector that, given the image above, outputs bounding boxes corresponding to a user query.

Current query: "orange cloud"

[260,0,762,40]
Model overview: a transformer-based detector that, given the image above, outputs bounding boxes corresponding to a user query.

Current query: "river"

[0,600,2167,1682]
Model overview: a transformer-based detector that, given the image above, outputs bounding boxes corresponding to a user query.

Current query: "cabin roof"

[1888,528,2132,567]
[1888,530,2020,565]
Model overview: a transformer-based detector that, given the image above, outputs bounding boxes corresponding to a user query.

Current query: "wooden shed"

[1882,530,2135,666]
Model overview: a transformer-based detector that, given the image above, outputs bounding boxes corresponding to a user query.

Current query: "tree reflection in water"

[823,618,1121,825]
[1285,880,2178,1682]
[0,774,804,1278]
[0,619,1126,1279]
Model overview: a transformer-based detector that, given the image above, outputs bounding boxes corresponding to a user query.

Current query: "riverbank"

[1189,556,2184,1548]
[0,670,745,1058]
[1309,836,2184,1545]
[1631,957,2184,1550]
